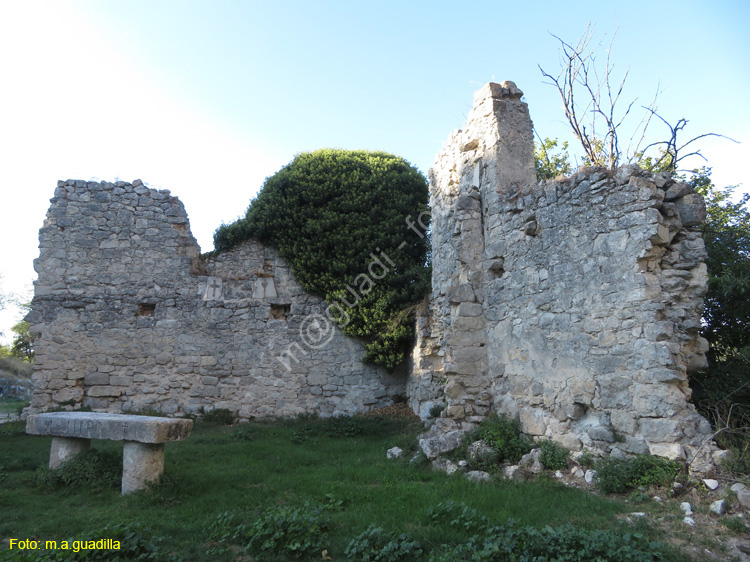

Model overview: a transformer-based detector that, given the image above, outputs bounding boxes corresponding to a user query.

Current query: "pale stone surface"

[407,81,715,468]
[28,412,191,495]
[27,412,192,443]
[432,457,459,475]
[680,502,693,516]
[386,446,403,459]
[29,83,717,470]
[49,436,91,469]
[465,470,491,483]
[26,180,404,419]
[709,499,727,515]
[683,516,696,527]
[703,478,720,490]
[519,448,543,474]
[737,489,750,509]
[122,441,165,494]
[504,465,523,480]
[418,428,466,459]
[468,440,494,459]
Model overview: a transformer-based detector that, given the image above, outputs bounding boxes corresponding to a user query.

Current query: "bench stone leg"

[49,436,91,469]
[121,441,165,494]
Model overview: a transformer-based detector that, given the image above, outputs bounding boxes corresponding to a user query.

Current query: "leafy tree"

[534,137,572,181]
[10,320,36,362]
[213,149,431,371]
[688,168,750,357]
[685,168,750,470]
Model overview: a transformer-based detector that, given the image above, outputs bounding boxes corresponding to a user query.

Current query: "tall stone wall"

[409,82,714,464]
[27,180,404,418]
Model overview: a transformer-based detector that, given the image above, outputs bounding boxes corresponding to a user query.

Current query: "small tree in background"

[534,137,572,181]
[213,149,431,371]
[687,168,750,471]
[9,320,36,362]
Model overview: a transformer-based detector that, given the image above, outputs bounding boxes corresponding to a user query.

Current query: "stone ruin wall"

[26,180,404,419]
[408,82,714,464]
[27,81,716,464]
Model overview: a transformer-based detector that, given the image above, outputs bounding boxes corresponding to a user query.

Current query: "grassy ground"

[0,400,26,416]
[0,411,715,561]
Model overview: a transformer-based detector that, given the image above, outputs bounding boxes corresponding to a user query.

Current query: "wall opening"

[270,303,291,320]
[137,303,156,317]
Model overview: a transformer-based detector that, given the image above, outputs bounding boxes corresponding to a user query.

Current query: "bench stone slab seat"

[26,412,193,494]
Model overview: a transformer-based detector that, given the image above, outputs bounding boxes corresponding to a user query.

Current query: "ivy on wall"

[213,149,431,371]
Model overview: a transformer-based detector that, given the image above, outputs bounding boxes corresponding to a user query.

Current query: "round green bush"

[213,149,431,371]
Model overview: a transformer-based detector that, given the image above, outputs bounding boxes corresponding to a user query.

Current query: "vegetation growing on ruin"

[534,26,748,473]
[213,149,431,371]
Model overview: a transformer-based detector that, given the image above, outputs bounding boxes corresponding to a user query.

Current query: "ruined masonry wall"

[27,179,403,418]
[409,82,714,464]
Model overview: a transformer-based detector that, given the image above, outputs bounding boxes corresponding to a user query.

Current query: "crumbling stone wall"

[28,82,716,466]
[27,180,403,419]
[409,82,714,464]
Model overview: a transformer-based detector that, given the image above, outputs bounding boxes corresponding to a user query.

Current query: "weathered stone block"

[27,412,193,443]
[448,283,476,303]
[519,408,546,436]
[122,441,165,494]
[87,386,122,397]
[673,194,706,227]
[83,373,109,385]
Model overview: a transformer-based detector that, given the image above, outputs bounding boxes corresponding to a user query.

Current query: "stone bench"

[26,412,193,494]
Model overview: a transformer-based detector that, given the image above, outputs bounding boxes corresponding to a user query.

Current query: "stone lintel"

[26,412,193,443]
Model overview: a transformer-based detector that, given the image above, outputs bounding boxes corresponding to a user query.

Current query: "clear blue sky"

[1,0,748,340]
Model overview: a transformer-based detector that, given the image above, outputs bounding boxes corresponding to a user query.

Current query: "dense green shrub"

[475,414,534,463]
[33,449,121,492]
[427,501,489,534]
[688,168,750,477]
[345,525,423,562]
[212,149,431,371]
[206,503,331,559]
[200,408,236,425]
[595,454,682,494]
[429,519,667,562]
[538,439,570,470]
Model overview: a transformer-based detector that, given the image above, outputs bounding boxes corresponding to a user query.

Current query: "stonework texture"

[408,82,714,465]
[27,81,716,467]
[26,180,403,419]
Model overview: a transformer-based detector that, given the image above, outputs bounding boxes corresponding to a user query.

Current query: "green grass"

[0,399,27,416]
[0,416,690,561]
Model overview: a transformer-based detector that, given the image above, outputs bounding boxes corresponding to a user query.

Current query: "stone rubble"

[703,479,720,490]
[465,470,492,483]
[386,446,403,459]
[709,499,727,515]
